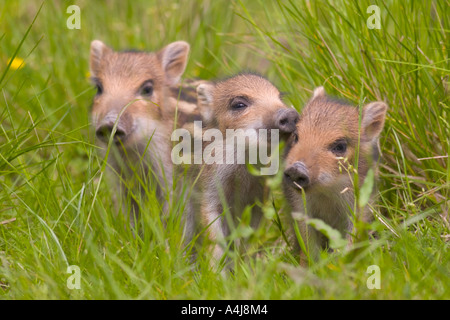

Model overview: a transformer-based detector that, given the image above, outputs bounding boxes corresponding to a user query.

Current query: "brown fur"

[283,86,387,258]
[89,40,199,242]
[196,74,299,267]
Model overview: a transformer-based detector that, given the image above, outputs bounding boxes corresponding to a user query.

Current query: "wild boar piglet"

[89,40,198,240]
[283,86,387,255]
[196,73,299,266]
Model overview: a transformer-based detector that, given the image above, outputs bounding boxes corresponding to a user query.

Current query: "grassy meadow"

[0,0,449,299]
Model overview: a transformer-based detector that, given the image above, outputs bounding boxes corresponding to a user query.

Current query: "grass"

[0,0,449,299]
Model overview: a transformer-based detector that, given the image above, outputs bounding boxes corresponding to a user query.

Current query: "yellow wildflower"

[8,57,25,70]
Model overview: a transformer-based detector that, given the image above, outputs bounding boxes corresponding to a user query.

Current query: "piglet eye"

[96,84,103,95]
[232,102,247,110]
[92,78,103,96]
[330,139,347,155]
[140,80,154,97]
[230,96,249,111]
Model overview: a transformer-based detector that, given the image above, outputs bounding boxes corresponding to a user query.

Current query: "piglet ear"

[158,41,190,86]
[362,101,388,140]
[89,40,111,77]
[196,83,215,124]
[312,86,326,99]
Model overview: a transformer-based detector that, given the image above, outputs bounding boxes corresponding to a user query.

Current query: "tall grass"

[0,0,448,299]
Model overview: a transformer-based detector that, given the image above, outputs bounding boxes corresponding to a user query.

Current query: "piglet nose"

[96,120,127,144]
[284,161,310,189]
[275,108,299,134]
